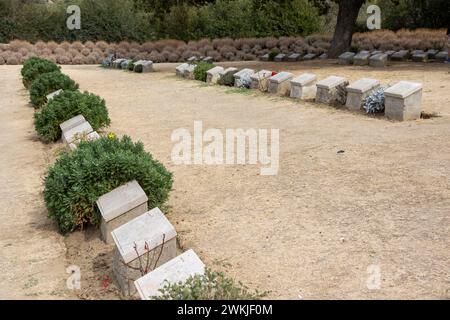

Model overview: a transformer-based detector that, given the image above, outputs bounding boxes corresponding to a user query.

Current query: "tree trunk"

[328,0,365,58]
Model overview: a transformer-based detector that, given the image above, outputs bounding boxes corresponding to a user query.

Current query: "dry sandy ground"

[0,60,449,299]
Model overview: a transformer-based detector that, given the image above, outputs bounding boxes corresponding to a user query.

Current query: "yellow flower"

[107,132,116,140]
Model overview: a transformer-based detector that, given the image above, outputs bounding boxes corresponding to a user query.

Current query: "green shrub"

[29,71,79,108]
[44,135,173,234]
[127,60,135,71]
[193,61,215,82]
[155,269,267,300]
[21,57,48,77]
[34,90,111,143]
[22,59,60,88]
[268,50,279,61]
[217,71,236,86]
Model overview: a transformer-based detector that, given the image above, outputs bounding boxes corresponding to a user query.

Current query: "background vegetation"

[0,0,447,44]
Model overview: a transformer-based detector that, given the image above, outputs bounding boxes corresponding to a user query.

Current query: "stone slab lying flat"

[112,208,177,296]
[384,81,423,121]
[290,73,317,100]
[268,72,294,96]
[203,56,213,63]
[338,52,355,65]
[319,53,328,59]
[435,51,449,62]
[68,131,100,150]
[46,89,63,102]
[353,51,371,66]
[175,63,190,77]
[187,56,198,63]
[316,76,348,104]
[59,115,86,133]
[302,53,316,60]
[390,50,409,61]
[206,66,224,84]
[96,180,148,244]
[287,53,301,62]
[134,249,205,300]
[412,53,428,62]
[274,54,286,62]
[260,54,269,61]
[369,53,388,67]
[62,121,93,144]
[250,70,272,91]
[426,49,438,59]
[345,78,380,110]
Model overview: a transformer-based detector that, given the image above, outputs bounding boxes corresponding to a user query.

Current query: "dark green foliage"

[34,90,111,143]
[268,50,279,61]
[29,71,79,108]
[155,269,267,300]
[21,57,48,77]
[134,64,143,73]
[44,135,173,234]
[22,59,60,88]
[193,61,214,82]
[218,70,238,86]
[127,60,135,71]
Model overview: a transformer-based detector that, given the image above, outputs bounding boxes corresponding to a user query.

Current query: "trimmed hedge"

[29,71,79,108]
[34,90,111,143]
[44,135,173,234]
[22,59,60,88]
[21,57,49,76]
[194,61,215,82]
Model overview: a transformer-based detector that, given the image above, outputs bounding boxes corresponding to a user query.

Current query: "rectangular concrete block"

[353,51,371,66]
[287,53,301,62]
[176,63,189,77]
[426,49,439,60]
[59,115,86,133]
[391,50,410,61]
[113,59,127,68]
[96,180,149,244]
[268,72,294,96]
[46,89,63,102]
[183,64,197,80]
[345,78,380,110]
[412,53,428,62]
[319,53,328,59]
[384,81,423,121]
[68,131,100,150]
[338,52,355,65]
[250,70,272,91]
[62,121,93,144]
[134,60,154,73]
[112,208,177,296]
[369,53,388,67]
[218,67,238,84]
[316,76,347,104]
[290,73,317,100]
[134,249,205,300]
[203,56,213,63]
[274,54,286,62]
[260,54,269,62]
[435,51,448,62]
[234,68,254,87]
[302,53,316,60]
[206,66,224,84]
[187,56,198,63]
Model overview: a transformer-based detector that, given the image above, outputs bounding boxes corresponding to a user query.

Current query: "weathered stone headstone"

[183,64,197,80]
[260,54,269,62]
[274,53,287,62]
[206,66,224,84]
[68,131,100,150]
[234,68,255,88]
[426,49,439,60]
[410,50,424,56]
[268,71,294,96]
[412,52,428,62]
[435,51,449,62]
[369,53,388,67]
[46,89,63,102]
[385,50,396,60]
[187,56,198,63]
[134,60,154,73]
[203,56,213,63]
[176,63,190,77]
[59,115,86,133]
[250,70,272,91]
[290,73,317,100]
[319,53,328,59]
[370,50,383,56]
[345,78,380,111]
[120,60,131,69]
[302,53,317,60]
[218,67,239,86]
[390,50,410,61]
[287,53,301,62]
[338,52,355,65]
[316,76,348,104]
[96,180,148,244]
[112,208,177,296]
[113,59,127,69]
[134,249,205,300]
[62,121,93,144]
[384,81,423,121]
[353,51,371,66]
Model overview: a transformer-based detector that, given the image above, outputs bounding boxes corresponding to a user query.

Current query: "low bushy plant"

[155,269,267,300]
[29,71,79,108]
[22,59,60,88]
[268,49,279,61]
[127,60,135,71]
[34,90,111,143]
[44,135,173,234]
[21,57,48,76]
[193,61,215,82]
[217,71,237,86]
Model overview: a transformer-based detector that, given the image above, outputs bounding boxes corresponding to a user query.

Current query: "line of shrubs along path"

[23,57,264,300]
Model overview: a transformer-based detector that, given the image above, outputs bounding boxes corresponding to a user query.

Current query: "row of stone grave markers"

[259,49,448,65]
[176,62,424,121]
[107,57,155,73]
[95,180,205,299]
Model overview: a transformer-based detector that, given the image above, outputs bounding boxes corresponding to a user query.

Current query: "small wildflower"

[107,132,116,140]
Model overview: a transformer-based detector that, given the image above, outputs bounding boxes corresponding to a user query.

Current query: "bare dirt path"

[0,66,73,299]
[60,62,450,299]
